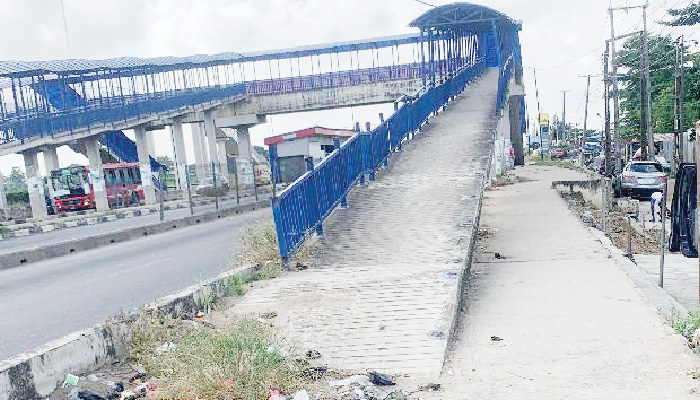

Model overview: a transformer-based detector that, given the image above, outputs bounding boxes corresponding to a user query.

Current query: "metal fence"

[271,59,485,262]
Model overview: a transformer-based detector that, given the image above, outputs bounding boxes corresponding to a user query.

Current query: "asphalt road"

[0,192,270,255]
[0,208,271,361]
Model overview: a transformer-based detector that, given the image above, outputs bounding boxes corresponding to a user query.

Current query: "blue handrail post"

[269,144,279,199]
[334,138,348,208]
[307,157,324,236]
[356,122,366,187]
[272,197,290,271]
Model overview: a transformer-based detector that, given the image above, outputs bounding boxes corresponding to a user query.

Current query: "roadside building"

[264,127,356,183]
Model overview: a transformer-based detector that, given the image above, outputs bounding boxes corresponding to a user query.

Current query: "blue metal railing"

[271,59,485,261]
[0,63,438,146]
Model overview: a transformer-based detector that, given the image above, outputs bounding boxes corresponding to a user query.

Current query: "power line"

[412,0,436,7]
[59,0,72,59]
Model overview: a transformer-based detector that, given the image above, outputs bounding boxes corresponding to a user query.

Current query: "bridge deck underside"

[228,69,498,376]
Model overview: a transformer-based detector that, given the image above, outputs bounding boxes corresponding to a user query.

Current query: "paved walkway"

[227,70,498,377]
[431,165,700,399]
[636,253,699,311]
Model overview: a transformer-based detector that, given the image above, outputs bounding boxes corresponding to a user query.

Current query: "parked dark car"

[550,147,568,159]
[669,163,697,257]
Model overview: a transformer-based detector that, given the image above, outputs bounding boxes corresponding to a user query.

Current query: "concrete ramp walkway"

[229,69,499,377]
[433,165,700,399]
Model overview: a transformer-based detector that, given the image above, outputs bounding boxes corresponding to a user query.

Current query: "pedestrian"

[650,191,663,222]
[508,145,515,169]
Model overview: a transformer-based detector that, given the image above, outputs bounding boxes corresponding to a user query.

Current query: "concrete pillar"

[134,125,157,204]
[203,110,219,176]
[508,96,525,166]
[171,118,188,191]
[191,122,208,179]
[84,137,109,211]
[42,145,59,200]
[236,126,255,188]
[23,150,48,220]
[147,130,157,157]
[217,137,229,177]
[0,172,7,209]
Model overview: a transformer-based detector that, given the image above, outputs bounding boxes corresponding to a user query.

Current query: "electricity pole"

[609,8,622,171]
[641,2,654,160]
[584,75,591,143]
[674,35,685,172]
[561,90,570,144]
[604,42,612,177]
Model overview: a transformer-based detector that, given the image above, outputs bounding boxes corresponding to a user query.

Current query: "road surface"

[0,208,271,361]
[0,192,269,256]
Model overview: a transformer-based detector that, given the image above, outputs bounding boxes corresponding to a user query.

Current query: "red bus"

[50,163,146,212]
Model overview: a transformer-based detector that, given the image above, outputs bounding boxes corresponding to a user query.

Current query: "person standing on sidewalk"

[650,190,663,222]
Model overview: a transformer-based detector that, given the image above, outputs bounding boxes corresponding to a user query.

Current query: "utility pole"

[674,35,685,172]
[561,90,570,144]
[641,2,654,160]
[583,75,591,147]
[609,8,622,171]
[604,42,612,177]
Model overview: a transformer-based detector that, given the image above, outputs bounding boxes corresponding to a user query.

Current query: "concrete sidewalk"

[225,69,498,378]
[433,165,700,399]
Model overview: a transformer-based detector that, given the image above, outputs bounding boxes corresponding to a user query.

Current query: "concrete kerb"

[587,226,689,319]
[0,199,270,270]
[0,264,256,400]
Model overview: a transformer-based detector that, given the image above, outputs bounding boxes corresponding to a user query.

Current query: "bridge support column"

[203,110,221,177]
[42,145,59,201]
[147,131,157,157]
[217,137,230,182]
[84,137,109,211]
[171,118,188,192]
[0,172,7,209]
[508,95,525,166]
[134,125,157,205]
[23,150,48,220]
[236,126,255,189]
[191,122,208,180]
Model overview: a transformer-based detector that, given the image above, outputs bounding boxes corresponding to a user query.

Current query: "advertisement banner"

[89,168,106,193]
[140,165,152,186]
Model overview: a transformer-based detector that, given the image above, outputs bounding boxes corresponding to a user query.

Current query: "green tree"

[6,167,27,193]
[661,2,700,26]
[254,146,270,161]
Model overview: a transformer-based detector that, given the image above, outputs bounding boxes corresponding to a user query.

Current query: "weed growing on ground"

[232,221,280,266]
[144,319,307,400]
[198,281,215,314]
[227,275,245,296]
[671,309,700,338]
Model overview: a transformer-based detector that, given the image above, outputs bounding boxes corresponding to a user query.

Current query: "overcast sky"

[0,0,697,174]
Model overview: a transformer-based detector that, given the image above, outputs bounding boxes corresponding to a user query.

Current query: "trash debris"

[260,311,278,319]
[421,383,441,391]
[384,392,408,400]
[304,366,328,378]
[368,371,395,386]
[306,349,322,359]
[491,336,503,341]
[154,342,176,354]
[119,390,137,400]
[295,262,309,271]
[78,391,106,400]
[268,388,286,400]
[328,374,371,387]
[129,373,149,383]
[291,389,310,400]
[62,374,80,387]
[222,378,236,387]
[495,252,505,259]
[86,374,99,382]
[430,331,444,339]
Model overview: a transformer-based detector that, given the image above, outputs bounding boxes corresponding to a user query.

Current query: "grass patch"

[139,319,308,400]
[671,309,700,338]
[233,221,280,266]
[231,220,315,269]
[225,263,282,296]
